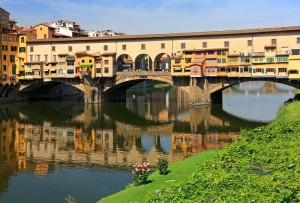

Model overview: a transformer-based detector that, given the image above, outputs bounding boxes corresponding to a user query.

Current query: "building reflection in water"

[0,84,265,193]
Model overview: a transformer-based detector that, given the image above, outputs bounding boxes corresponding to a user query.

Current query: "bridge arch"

[116,54,133,72]
[19,80,85,101]
[135,54,152,71]
[103,76,173,102]
[154,53,171,72]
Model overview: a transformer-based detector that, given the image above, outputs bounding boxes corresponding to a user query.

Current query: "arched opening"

[154,53,171,72]
[117,54,133,72]
[20,81,84,101]
[135,54,152,71]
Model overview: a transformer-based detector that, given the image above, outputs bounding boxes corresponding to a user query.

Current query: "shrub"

[157,157,168,175]
[132,162,151,186]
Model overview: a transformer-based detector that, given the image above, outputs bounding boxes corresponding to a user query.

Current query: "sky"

[1,0,300,35]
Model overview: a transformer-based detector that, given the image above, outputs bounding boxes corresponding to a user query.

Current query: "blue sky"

[2,0,300,34]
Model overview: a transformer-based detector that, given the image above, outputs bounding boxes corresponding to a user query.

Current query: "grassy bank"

[98,150,220,203]
[146,100,300,202]
[99,98,300,202]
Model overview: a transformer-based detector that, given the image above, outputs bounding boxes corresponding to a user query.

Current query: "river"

[0,81,295,203]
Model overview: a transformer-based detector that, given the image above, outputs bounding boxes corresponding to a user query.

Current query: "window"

[86,46,90,51]
[3,55,6,61]
[53,55,57,61]
[206,59,216,63]
[52,46,55,51]
[21,37,25,43]
[185,58,191,63]
[96,68,101,73]
[44,34,47,39]
[161,43,165,49]
[104,60,109,65]
[141,44,146,50]
[104,45,108,51]
[229,57,238,62]
[181,43,186,49]
[224,41,229,48]
[217,58,226,64]
[44,55,48,62]
[217,50,226,55]
[241,56,250,63]
[202,42,207,48]
[19,47,26,52]
[207,50,214,55]
[247,40,253,46]
[104,67,109,73]
[89,59,92,63]
[11,46,17,51]
[67,61,74,66]
[2,45,8,51]
[277,56,288,62]
[278,68,287,73]
[68,46,72,52]
[266,57,274,63]
[122,45,126,50]
[10,55,15,62]
[3,65,7,71]
[292,49,300,55]
[30,46,34,52]
[82,59,85,63]
[297,37,300,44]
[29,55,33,62]
[175,59,180,64]
[271,39,277,45]
[37,55,40,62]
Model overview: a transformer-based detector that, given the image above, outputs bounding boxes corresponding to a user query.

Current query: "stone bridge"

[0,73,299,104]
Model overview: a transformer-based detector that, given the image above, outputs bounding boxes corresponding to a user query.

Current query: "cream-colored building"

[24,26,300,80]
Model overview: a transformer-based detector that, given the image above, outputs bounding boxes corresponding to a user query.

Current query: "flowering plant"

[132,162,151,186]
[157,156,169,175]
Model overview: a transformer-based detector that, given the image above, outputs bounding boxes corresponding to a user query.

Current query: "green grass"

[98,150,220,203]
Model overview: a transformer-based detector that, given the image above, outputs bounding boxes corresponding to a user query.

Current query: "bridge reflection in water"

[0,87,263,184]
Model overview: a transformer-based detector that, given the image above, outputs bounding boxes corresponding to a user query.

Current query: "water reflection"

[2,82,287,202]
[223,81,295,122]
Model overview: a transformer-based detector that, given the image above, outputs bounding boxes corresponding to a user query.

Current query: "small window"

[44,55,48,62]
[30,46,34,52]
[68,46,72,52]
[202,42,207,48]
[86,46,90,51]
[21,37,25,43]
[224,41,229,48]
[122,45,126,50]
[271,39,277,45]
[29,55,33,62]
[3,65,7,71]
[89,59,92,63]
[82,60,85,63]
[37,55,40,62]
[247,40,252,46]
[52,46,56,51]
[10,55,15,62]
[141,44,146,50]
[104,60,109,65]
[104,67,109,73]
[297,37,300,44]
[104,45,108,51]
[161,43,165,49]
[3,55,6,61]
[181,43,186,49]
[53,55,57,61]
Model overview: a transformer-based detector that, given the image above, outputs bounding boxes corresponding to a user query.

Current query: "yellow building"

[288,49,300,79]
[1,32,18,84]
[34,24,55,40]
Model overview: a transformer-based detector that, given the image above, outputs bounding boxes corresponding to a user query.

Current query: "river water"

[0,81,295,203]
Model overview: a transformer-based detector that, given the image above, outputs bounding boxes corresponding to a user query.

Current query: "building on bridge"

[20,25,300,82]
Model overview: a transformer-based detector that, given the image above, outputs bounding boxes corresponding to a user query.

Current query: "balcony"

[276,50,290,56]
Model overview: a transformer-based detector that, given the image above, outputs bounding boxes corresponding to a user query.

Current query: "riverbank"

[99,96,300,202]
